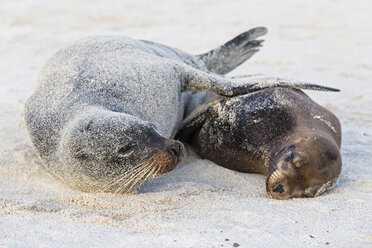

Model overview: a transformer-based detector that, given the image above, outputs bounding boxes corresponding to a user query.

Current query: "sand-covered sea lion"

[178,88,342,199]
[24,27,338,193]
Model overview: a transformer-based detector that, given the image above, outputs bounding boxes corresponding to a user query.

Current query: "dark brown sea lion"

[178,88,342,199]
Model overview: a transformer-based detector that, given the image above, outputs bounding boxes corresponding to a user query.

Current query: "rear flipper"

[198,27,267,75]
[226,75,341,94]
[179,64,340,96]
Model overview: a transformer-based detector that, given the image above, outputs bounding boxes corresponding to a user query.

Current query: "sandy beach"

[0,0,371,247]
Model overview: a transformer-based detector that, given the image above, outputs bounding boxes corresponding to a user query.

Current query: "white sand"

[0,0,371,247]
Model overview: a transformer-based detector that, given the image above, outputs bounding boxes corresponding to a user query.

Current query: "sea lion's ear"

[176,98,220,142]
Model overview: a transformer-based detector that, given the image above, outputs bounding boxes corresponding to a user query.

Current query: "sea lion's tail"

[197,27,267,75]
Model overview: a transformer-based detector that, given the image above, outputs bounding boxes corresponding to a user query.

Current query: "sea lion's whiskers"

[113,157,156,193]
[100,163,144,192]
[127,165,156,192]
[142,165,162,185]
[127,159,158,191]
[100,156,155,192]
[149,163,161,180]
[134,162,163,191]
[145,162,159,180]
[130,157,155,178]
[122,158,150,175]
[116,159,152,183]
[118,162,153,193]
[114,166,148,194]
[118,166,151,194]
[131,163,154,184]
[100,173,130,193]
[120,163,145,178]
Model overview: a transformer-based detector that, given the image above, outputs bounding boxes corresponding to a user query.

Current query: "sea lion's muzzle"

[167,141,185,163]
[266,169,292,200]
[151,140,186,174]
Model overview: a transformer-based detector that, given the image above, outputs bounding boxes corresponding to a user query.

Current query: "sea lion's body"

[25,36,197,192]
[178,88,342,199]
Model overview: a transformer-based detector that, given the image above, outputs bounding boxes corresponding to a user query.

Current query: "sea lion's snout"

[266,169,291,200]
[165,140,186,165]
[167,141,184,161]
[152,139,185,174]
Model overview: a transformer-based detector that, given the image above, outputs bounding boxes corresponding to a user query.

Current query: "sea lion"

[177,88,342,200]
[24,27,338,193]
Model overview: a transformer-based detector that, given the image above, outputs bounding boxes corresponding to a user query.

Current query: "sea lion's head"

[58,108,185,193]
[266,134,342,200]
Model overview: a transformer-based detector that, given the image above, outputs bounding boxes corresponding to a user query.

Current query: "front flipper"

[176,97,221,142]
[179,64,340,96]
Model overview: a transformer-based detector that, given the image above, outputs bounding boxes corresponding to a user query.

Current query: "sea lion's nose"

[167,141,183,158]
[273,184,285,194]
